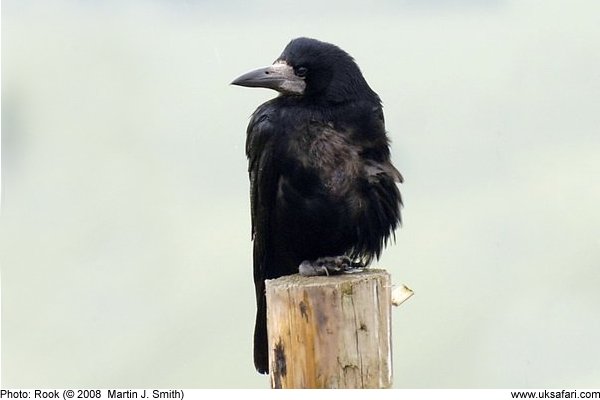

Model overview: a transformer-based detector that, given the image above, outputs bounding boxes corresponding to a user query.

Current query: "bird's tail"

[254,292,269,374]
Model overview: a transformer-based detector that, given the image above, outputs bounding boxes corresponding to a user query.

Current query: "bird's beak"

[231,61,305,95]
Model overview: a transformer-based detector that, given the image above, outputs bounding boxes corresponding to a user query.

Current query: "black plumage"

[232,37,403,374]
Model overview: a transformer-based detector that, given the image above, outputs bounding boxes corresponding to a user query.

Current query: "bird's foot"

[299,256,364,276]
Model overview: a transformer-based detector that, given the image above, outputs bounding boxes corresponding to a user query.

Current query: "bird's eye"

[295,66,308,77]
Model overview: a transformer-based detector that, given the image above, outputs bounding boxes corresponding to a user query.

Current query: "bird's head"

[232,37,379,104]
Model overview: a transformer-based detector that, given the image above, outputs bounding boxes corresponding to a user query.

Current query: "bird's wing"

[342,103,404,262]
[246,104,283,373]
[246,106,279,299]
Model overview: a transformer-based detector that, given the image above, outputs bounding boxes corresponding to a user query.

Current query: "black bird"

[232,37,403,374]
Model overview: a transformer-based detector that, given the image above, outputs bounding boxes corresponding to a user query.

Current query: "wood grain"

[265,269,392,388]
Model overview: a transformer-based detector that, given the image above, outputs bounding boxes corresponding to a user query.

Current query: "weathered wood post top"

[265,269,393,389]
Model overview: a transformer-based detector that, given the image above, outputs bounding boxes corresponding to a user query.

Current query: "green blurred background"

[2,0,599,388]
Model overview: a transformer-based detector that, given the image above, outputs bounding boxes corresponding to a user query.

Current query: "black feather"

[238,37,403,374]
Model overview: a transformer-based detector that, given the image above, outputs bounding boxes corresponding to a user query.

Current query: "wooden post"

[265,269,392,388]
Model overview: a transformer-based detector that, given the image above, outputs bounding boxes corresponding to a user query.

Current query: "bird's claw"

[299,256,364,276]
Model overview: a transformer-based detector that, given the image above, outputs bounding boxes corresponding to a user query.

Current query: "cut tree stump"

[265,269,393,389]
